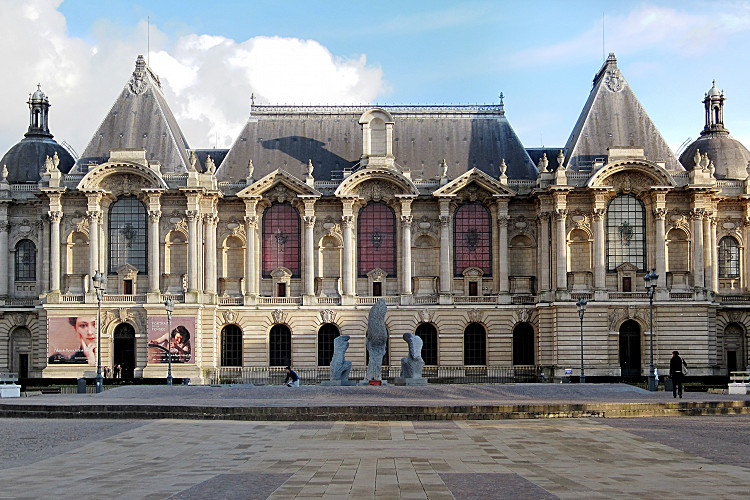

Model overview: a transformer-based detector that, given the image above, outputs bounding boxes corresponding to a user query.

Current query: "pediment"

[238,169,321,199]
[588,160,675,191]
[77,161,168,193]
[616,262,638,273]
[116,263,139,277]
[433,168,515,197]
[334,166,419,198]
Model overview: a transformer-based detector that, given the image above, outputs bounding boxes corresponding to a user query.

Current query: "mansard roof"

[76,56,191,174]
[217,104,538,184]
[564,53,682,173]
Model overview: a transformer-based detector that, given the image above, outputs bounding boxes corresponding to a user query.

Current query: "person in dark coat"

[284,366,299,387]
[669,350,688,398]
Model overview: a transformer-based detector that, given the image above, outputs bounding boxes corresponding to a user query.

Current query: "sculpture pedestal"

[394,378,428,386]
[320,380,357,386]
[358,380,388,386]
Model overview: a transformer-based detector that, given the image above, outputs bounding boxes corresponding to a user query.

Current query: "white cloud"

[0,0,384,156]
[507,3,750,67]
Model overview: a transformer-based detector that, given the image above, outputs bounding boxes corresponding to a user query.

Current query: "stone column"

[41,217,50,294]
[49,211,62,292]
[186,210,199,292]
[711,216,719,292]
[703,214,713,291]
[496,196,510,295]
[0,222,8,296]
[244,215,257,296]
[653,208,667,289]
[401,215,413,295]
[693,210,705,289]
[148,210,161,293]
[592,209,606,289]
[439,199,452,297]
[744,215,750,292]
[204,214,218,295]
[341,215,354,296]
[555,209,568,290]
[304,215,316,297]
[87,211,100,286]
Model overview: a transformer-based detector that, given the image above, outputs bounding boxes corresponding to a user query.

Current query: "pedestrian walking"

[669,350,688,398]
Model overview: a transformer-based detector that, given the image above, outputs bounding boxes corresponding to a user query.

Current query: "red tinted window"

[454,202,491,276]
[262,203,300,278]
[358,202,396,277]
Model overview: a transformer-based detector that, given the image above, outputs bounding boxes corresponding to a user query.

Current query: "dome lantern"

[26,84,52,138]
[702,80,727,135]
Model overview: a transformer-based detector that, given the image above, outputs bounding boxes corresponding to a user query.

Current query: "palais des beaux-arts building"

[2,53,750,383]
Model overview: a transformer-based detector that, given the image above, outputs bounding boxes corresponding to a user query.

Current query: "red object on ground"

[369,380,382,386]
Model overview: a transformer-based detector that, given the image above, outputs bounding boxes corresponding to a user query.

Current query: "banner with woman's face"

[147,317,195,364]
[48,317,97,364]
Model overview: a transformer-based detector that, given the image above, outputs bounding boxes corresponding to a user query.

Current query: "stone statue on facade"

[365,298,388,382]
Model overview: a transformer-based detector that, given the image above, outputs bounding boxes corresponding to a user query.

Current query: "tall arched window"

[606,195,645,271]
[221,324,243,367]
[415,323,438,366]
[454,202,492,276]
[109,197,147,273]
[719,236,740,278]
[358,201,396,277]
[317,323,340,366]
[512,323,535,365]
[262,203,300,277]
[15,239,36,281]
[464,322,486,366]
[269,324,292,366]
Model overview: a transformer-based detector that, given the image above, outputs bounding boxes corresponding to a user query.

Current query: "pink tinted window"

[358,202,396,277]
[454,202,491,276]
[262,203,300,277]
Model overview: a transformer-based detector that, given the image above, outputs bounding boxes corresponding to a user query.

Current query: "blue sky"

[2,0,749,159]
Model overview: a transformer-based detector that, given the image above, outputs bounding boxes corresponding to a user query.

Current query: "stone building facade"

[2,53,749,382]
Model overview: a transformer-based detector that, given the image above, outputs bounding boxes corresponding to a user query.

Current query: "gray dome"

[0,136,74,183]
[679,134,750,180]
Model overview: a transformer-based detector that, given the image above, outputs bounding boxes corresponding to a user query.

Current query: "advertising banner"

[147,316,195,364]
[48,316,97,364]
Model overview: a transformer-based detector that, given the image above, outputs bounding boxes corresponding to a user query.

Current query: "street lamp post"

[576,298,587,383]
[92,271,107,393]
[644,268,659,391]
[165,298,174,386]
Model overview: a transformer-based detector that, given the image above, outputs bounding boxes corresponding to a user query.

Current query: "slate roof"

[76,56,191,174]
[217,105,538,183]
[563,53,682,172]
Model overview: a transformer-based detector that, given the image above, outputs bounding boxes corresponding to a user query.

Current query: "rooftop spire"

[702,80,728,135]
[25,84,52,138]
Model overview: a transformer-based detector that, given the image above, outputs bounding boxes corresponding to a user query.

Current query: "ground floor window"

[464,322,486,366]
[270,324,292,366]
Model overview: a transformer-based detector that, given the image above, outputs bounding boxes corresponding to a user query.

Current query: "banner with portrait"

[147,317,195,364]
[48,316,97,364]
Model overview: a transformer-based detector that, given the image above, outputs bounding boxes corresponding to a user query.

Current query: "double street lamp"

[576,298,587,383]
[92,271,107,393]
[644,268,659,391]
[165,298,175,386]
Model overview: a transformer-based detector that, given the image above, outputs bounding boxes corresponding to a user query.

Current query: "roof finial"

[498,92,505,114]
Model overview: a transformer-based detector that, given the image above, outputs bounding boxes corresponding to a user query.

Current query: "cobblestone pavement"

[2,415,750,499]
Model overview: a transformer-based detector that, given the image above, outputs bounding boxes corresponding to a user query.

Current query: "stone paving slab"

[2,416,750,499]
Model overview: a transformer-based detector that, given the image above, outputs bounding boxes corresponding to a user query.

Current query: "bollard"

[77,378,87,394]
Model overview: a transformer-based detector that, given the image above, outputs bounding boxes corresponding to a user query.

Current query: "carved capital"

[401,215,413,225]
[592,209,607,222]
[554,209,568,221]
[303,215,316,227]
[244,215,258,229]
[86,211,102,225]
[148,210,162,223]
[439,215,450,227]
[0,222,10,233]
[652,208,668,221]
[185,210,199,222]
[203,214,219,225]
[341,215,354,228]
[497,215,510,227]
[48,211,62,223]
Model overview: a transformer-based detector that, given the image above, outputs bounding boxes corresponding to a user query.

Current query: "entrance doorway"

[619,320,641,377]
[114,323,136,379]
[724,323,745,375]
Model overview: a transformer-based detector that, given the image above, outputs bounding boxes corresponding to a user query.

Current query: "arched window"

[221,325,243,367]
[464,322,486,366]
[606,195,645,271]
[454,202,492,276]
[269,324,292,367]
[415,323,438,366]
[109,197,147,273]
[317,323,340,367]
[719,236,740,278]
[262,203,300,278]
[15,239,36,281]
[512,323,535,365]
[358,201,396,277]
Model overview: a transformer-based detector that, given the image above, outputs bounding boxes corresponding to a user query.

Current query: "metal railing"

[203,365,541,385]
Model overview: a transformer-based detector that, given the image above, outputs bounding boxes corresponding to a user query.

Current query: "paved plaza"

[2,415,750,499]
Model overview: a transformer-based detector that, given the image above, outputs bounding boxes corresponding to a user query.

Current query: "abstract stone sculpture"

[400,332,425,379]
[329,334,352,383]
[365,298,388,381]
